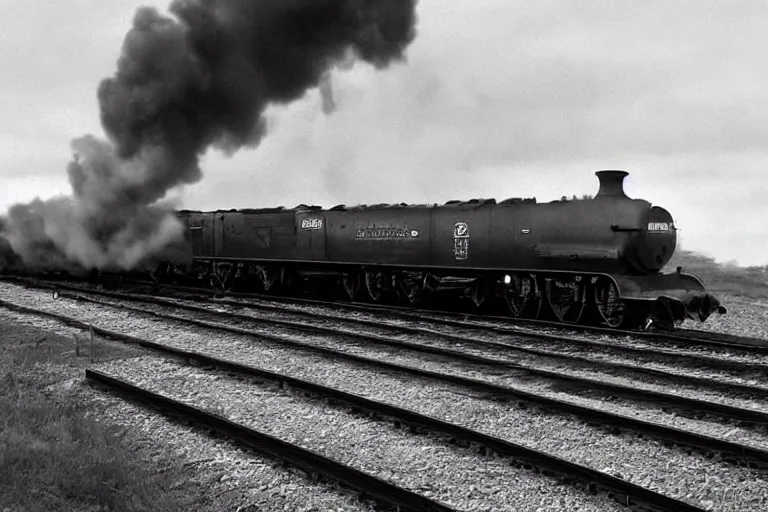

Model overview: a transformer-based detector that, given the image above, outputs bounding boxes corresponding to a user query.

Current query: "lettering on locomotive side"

[301,218,323,230]
[454,221,469,238]
[647,222,674,232]
[355,225,419,240]
[454,221,470,260]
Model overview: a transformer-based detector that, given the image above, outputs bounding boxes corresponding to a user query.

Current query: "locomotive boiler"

[162,170,725,329]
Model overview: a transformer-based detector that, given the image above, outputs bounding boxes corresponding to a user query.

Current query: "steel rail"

[2,296,767,471]
[30,287,768,425]
[85,369,455,512]
[3,274,766,353]
[53,283,768,379]
[150,278,768,352]
[6,277,767,384]
[86,366,707,512]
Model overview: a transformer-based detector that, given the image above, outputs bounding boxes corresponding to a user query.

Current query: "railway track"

[5,273,764,352]
[86,357,706,512]
[4,284,768,508]
[110,286,768,381]
[0,277,720,509]
[7,277,767,374]
[2,290,768,469]
[30,278,768,407]
[64,303,768,422]
[87,369,454,512]
[12,280,768,425]
[157,279,768,351]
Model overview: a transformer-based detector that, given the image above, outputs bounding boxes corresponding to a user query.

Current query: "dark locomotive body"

[182,172,671,273]
[167,170,725,328]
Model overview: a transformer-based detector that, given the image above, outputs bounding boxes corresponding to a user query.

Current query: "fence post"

[90,326,95,363]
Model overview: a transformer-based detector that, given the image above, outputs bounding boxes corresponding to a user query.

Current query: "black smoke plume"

[0,0,417,271]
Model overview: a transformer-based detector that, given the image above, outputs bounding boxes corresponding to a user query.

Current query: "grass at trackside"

[0,320,206,512]
[666,250,768,299]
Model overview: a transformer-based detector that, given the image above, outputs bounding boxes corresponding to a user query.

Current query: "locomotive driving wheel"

[364,270,387,302]
[398,273,424,305]
[503,273,541,318]
[256,265,278,293]
[545,276,586,324]
[340,271,361,301]
[592,276,626,328]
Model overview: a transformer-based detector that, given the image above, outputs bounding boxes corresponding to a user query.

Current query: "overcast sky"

[1,0,766,266]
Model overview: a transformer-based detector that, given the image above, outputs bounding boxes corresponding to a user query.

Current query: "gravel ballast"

[688,293,768,340]
[161,298,768,386]
[262,295,768,356]
[225,293,768,360]
[79,379,379,512]
[2,288,767,444]
[52,288,768,415]
[91,356,631,512]
[16,284,768,416]
[3,292,768,510]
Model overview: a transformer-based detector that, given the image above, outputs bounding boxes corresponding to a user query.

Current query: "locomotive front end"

[625,206,677,274]
[590,170,726,328]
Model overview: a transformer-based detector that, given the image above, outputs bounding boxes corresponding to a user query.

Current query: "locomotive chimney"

[595,170,629,199]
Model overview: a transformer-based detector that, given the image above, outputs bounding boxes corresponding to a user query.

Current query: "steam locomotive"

[157,170,726,329]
